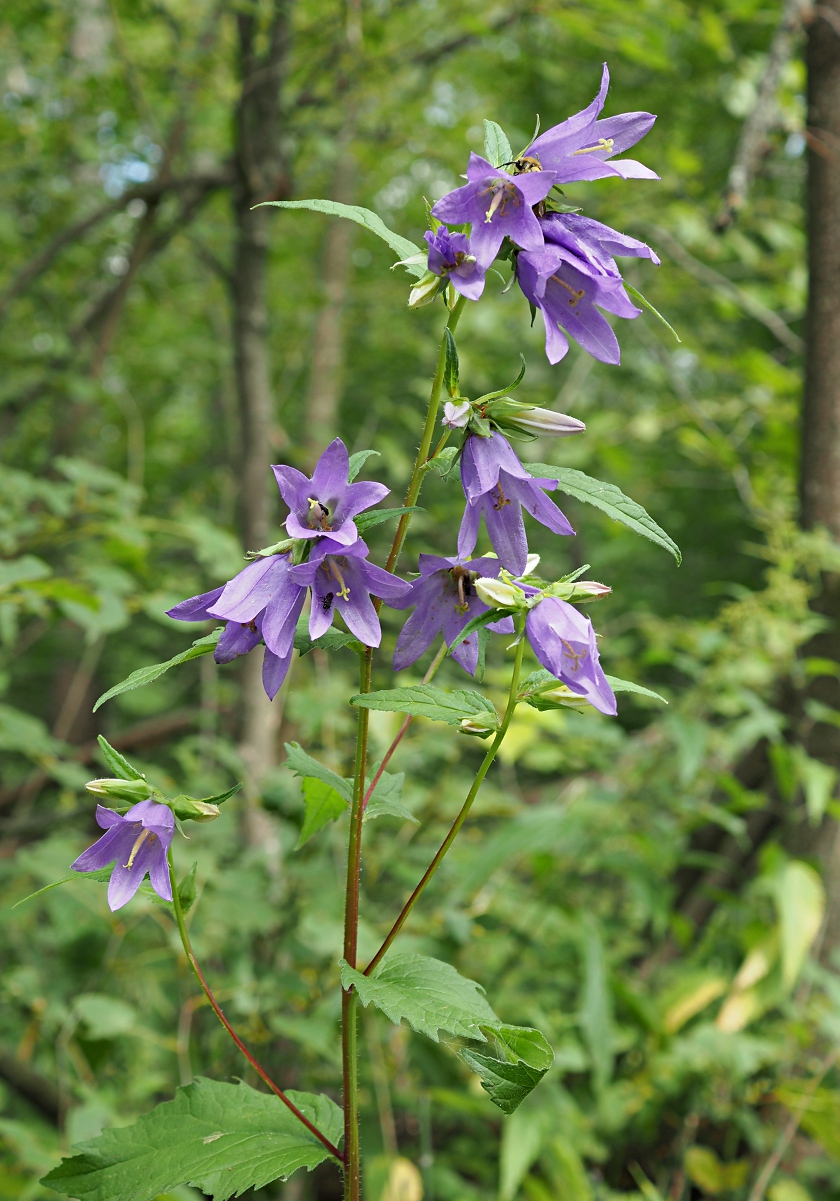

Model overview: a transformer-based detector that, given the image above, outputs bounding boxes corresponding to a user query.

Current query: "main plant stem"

[341,295,468,1200]
[167,853,342,1162]
[365,628,526,977]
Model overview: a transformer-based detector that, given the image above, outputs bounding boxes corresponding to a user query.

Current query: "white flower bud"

[86,778,152,803]
[442,400,471,428]
[408,271,442,308]
[458,717,497,738]
[523,554,541,576]
[504,407,585,437]
[474,577,523,609]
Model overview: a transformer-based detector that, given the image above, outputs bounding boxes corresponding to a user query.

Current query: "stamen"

[571,137,614,157]
[492,483,511,511]
[560,639,587,671]
[549,274,585,308]
[307,497,331,531]
[124,827,153,869]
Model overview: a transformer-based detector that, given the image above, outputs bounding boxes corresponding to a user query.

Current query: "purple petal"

[261,579,306,657]
[505,474,575,537]
[342,480,391,520]
[337,589,381,647]
[95,804,128,830]
[166,586,225,622]
[394,598,445,671]
[215,620,262,663]
[310,438,350,498]
[593,111,656,156]
[147,847,173,902]
[72,825,130,872]
[457,500,481,562]
[481,494,529,575]
[209,557,283,623]
[263,647,292,700]
[528,63,609,166]
[358,562,411,603]
[603,158,659,180]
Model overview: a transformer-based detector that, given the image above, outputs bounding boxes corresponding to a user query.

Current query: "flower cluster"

[422,64,659,365]
[167,439,410,698]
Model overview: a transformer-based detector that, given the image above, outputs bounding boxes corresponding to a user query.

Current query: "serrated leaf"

[293,614,362,657]
[341,953,499,1042]
[347,449,380,482]
[284,743,352,804]
[41,1077,342,1201]
[350,685,497,727]
[448,609,507,654]
[483,120,513,169]
[624,283,681,342]
[296,778,348,848]
[353,506,422,535]
[526,464,681,564]
[96,736,145,781]
[444,328,459,396]
[459,1048,547,1114]
[364,771,418,824]
[426,446,460,478]
[93,631,222,712]
[258,199,424,276]
[605,675,668,704]
[485,1024,554,1071]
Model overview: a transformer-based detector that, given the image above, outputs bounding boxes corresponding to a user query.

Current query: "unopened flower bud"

[459,717,497,738]
[547,578,611,603]
[86,778,152,803]
[523,554,541,576]
[530,684,592,711]
[502,407,585,437]
[442,400,471,429]
[408,270,443,309]
[474,577,523,609]
[169,795,222,823]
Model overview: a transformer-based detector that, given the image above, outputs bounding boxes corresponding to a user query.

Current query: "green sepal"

[444,328,460,397]
[177,863,198,914]
[625,283,681,342]
[473,355,526,405]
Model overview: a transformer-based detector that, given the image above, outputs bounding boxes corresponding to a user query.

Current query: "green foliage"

[483,120,514,170]
[350,685,498,726]
[259,201,424,275]
[42,1079,342,1200]
[93,632,222,712]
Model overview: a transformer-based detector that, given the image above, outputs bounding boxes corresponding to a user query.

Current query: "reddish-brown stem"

[168,855,343,1163]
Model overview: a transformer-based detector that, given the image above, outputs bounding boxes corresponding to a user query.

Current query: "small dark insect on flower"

[322,592,334,612]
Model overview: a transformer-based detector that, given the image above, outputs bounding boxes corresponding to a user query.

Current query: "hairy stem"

[361,640,448,812]
[384,294,467,574]
[166,852,342,1162]
[341,651,371,1201]
[365,627,526,976]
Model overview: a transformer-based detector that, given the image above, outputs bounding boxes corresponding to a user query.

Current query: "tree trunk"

[304,124,356,464]
[230,2,293,825]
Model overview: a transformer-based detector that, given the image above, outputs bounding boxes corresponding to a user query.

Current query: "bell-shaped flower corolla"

[166,551,306,699]
[289,538,409,648]
[525,596,617,715]
[524,64,657,184]
[517,240,642,365]
[391,555,514,677]
[458,432,574,576]
[71,799,175,911]
[273,438,389,548]
[424,229,486,300]
[431,153,556,270]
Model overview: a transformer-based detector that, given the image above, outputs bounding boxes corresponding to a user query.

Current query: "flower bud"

[86,778,152,803]
[529,684,592,711]
[502,407,585,437]
[458,717,497,738]
[442,400,471,429]
[169,795,222,823]
[408,271,443,309]
[547,579,611,603]
[522,554,541,576]
[474,577,523,609]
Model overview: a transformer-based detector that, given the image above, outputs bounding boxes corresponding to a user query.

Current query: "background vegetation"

[1,2,839,1200]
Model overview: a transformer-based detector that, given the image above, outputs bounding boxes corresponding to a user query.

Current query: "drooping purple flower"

[541,212,660,269]
[273,439,389,547]
[525,596,617,716]
[424,229,486,300]
[288,538,410,648]
[517,241,642,365]
[431,153,556,269]
[523,64,657,184]
[391,555,515,677]
[458,432,574,575]
[71,799,175,911]
[166,552,306,699]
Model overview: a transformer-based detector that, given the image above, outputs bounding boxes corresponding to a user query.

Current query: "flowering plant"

[41,67,679,1201]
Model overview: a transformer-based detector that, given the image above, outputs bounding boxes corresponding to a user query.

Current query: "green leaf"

[258,199,424,276]
[485,1024,555,1071]
[483,120,513,169]
[340,952,499,1042]
[624,283,681,342]
[353,506,422,535]
[444,328,459,396]
[526,464,682,565]
[347,449,380,482]
[93,631,222,712]
[447,609,507,654]
[41,1077,342,1201]
[293,614,362,657]
[296,778,348,848]
[177,864,198,915]
[196,782,242,807]
[604,675,668,704]
[459,1048,547,1115]
[350,685,498,727]
[96,736,145,781]
[284,743,352,804]
[474,354,526,404]
[13,867,113,909]
[364,770,418,824]
[426,446,460,479]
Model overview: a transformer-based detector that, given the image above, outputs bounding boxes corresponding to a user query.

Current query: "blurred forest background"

[3,1,840,1200]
